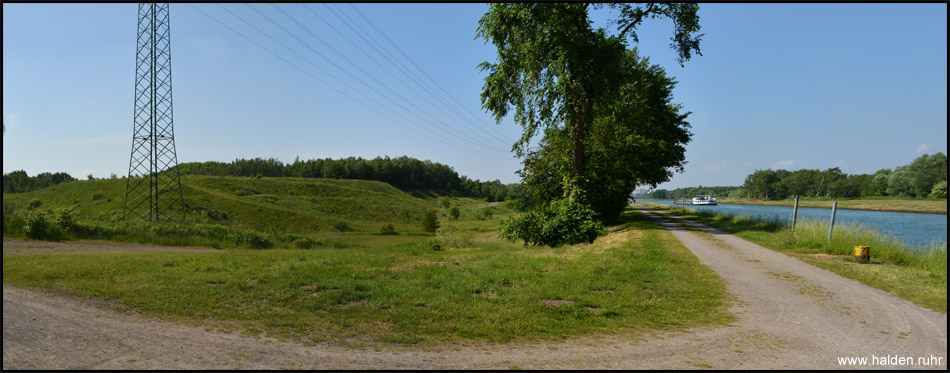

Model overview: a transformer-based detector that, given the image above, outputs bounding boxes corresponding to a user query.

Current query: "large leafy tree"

[477,3,702,199]
[520,49,693,221]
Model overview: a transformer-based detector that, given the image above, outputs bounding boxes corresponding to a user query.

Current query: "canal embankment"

[638,199,947,249]
[717,199,947,215]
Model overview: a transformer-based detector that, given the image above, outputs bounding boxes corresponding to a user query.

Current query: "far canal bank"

[637,199,947,250]
[718,199,946,215]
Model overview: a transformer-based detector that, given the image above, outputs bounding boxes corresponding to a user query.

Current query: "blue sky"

[3,3,947,189]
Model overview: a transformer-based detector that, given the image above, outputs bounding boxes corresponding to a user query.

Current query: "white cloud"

[743,162,754,167]
[706,160,728,172]
[915,144,931,154]
[773,160,795,168]
[834,158,848,167]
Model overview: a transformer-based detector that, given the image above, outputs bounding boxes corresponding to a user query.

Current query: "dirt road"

[3,209,947,369]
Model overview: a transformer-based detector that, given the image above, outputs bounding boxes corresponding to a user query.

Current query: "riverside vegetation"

[2,176,734,345]
[642,203,947,313]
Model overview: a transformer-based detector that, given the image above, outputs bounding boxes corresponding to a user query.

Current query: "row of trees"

[741,153,947,199]
[642,186,741,200]
[2,155,538,207]
[642,153,947,200]
[2,170,76,194]
[175,156,460,190]
[174,156,533,203]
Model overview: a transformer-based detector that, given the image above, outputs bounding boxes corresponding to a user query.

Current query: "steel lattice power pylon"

[124,3,184,222]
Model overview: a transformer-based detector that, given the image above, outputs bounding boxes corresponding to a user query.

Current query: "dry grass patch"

[516,224,644,261]
[541,299,574,306]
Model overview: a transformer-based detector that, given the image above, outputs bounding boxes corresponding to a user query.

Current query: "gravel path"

[3,209,946,369]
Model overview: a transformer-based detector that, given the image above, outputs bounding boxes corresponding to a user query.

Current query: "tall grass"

[788,219,947,276]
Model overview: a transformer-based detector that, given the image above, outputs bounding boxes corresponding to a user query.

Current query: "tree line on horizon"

[2,156,537,208]
[642,153,948,200]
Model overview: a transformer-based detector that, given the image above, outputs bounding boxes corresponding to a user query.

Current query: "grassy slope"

[2,209,733,344]
[2,176,447,235]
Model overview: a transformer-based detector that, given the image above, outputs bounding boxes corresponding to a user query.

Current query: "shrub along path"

[3,208,947,369]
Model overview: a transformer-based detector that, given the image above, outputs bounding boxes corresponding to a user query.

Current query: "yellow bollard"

[854,246,870,263]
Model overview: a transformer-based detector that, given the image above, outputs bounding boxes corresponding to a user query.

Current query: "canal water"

[637,199,948,250]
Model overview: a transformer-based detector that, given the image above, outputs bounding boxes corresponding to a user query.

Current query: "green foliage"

[378,223,397,235]
[440,198,451,208]
[929,180,947,199]
[91,191,104,201]
[716,154,949,201]
[501,198,606,247]
[281,234,320,249]
[421,209,439,233]
[237,229,271,249]
[449,206,460,220]
[53,208,76,232]
[333,221,352,232]
[482,207,494,219]
[519,49,692,221]
[3,170,76,194]
[478,4,698,219]
[24,210,63,241]
[28,198,42,209]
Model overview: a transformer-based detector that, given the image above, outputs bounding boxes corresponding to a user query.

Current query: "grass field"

[2,209,734,345]
[642,203,947,313]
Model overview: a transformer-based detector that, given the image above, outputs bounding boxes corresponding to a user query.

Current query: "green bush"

[441,198,451,209]
[422,209,440,233]
[501,198,606,247]
[53,208,76,232]
[449,206,460,220]
[929,180,947,198]
[91,191,104,201]
[333,221,352,232]
[282,234,320,249]
[378,223,397,235]
[28,198,42,209]
[24,210,63,241]
[238,229,271,249]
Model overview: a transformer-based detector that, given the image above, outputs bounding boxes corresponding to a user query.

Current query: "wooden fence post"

[792,195,799,230]
[827,201,838,241]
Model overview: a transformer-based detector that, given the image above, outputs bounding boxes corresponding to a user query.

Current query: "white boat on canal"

[692,195,718,205]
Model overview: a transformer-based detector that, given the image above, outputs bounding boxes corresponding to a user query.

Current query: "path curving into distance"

[3,210,947,369]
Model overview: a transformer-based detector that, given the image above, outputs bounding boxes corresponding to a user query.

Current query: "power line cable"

[320,3,514,149]
[347,4,516,146]
[258,4,506,153]
[301,3,511,150]
[225,3,501,157]
[186,4,500,158]
[332,3,515,148]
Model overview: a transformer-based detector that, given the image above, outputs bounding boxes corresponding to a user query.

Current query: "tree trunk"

[569,98,592,201]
